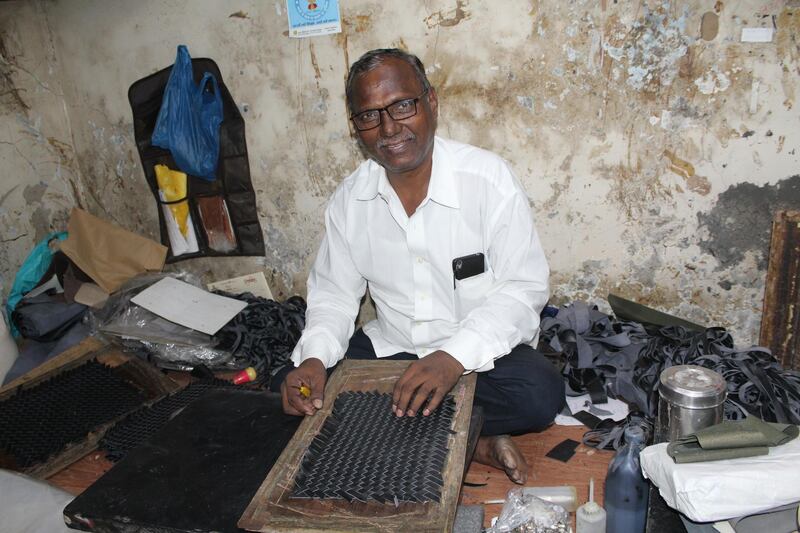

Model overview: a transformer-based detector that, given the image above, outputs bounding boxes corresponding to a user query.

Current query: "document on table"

[131,277,247,335]
[207,271,273,300]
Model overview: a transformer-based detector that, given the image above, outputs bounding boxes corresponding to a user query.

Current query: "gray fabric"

[2,322,90,385]
[540,301,649,406]
[678,515,718,533]
[540,301,800,428]
[12,293,87,341]
[730,502,800,533]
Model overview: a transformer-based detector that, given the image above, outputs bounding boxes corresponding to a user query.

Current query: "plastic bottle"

[604,426,649,533]
[576,478,606,533]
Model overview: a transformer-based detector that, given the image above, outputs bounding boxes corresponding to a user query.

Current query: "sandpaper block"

[454,504,484,533]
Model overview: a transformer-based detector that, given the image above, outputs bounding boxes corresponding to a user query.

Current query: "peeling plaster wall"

[0,1,83,314]
[2,0,799,346]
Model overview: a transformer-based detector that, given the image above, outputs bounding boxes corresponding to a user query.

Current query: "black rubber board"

[99,378,233,462]
[64,388,300,533]
[292,391,455,504]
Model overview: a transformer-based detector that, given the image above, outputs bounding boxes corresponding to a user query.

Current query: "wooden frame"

[238,360,476,533]
[0,337,179,478]
[760,210,800,370]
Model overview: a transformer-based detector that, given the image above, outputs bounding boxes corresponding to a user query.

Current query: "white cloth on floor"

[640,437,800,522]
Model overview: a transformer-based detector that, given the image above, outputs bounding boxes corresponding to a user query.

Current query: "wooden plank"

[238,360,476,533]
[47,449,115,495]
[0,336,106,396]
[760,210,800,370]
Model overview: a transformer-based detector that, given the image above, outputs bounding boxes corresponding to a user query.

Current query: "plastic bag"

[0,469,75,533]
[152,45,222,180]
[88,272,231,368]
[6,231,68,337]
[488,489,572,533]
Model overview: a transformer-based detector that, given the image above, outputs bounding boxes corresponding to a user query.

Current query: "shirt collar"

[354,136,460,209]
[427,137,459,209]
[355,159,384,201]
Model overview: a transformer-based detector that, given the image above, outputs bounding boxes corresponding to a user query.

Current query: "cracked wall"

[0,1,84,314]
[2,0,799,346]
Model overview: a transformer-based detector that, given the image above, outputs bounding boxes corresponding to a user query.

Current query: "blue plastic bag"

[6,231,68,337]
[152,45,223,180]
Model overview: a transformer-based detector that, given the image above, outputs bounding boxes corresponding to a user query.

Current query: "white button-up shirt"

[291,136,549,372]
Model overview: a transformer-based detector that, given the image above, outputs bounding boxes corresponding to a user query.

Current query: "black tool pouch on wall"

[128,58,265,262]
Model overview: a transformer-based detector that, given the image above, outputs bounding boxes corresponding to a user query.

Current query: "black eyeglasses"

[350,89,429,131]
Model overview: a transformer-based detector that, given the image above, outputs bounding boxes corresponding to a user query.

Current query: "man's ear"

[427,86,439,117]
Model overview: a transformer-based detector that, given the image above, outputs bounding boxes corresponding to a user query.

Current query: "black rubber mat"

[0,360,146,469]
[292,391,455,504]
[100,379,233,461]
[65,389,300,533]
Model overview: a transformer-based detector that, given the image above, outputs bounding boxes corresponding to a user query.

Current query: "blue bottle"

[604,426,649,533]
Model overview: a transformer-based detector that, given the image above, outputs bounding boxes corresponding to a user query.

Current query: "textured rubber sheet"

[99,378,233,461]
[292,391,455,504]
[0,360,145,469]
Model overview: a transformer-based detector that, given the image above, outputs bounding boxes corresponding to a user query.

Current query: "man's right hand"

[280,357,327,416]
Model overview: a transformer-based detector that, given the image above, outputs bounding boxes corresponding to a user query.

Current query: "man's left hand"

[392,350,465,417]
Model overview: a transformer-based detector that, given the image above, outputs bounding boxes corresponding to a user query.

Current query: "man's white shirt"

[290,136,549,373]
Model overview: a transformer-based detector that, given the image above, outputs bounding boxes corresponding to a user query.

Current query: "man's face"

[349,57,438,176]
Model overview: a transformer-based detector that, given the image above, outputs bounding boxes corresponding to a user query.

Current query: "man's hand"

[281,358,327,416]
[392,350,464,417]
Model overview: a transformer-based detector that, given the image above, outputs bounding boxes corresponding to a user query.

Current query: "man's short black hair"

[345,48,432,113]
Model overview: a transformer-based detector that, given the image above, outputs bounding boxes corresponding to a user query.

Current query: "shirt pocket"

[455,270,495,318]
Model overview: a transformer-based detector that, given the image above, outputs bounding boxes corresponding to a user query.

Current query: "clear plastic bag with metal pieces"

[488,489,572,533]
[87,271,231,369]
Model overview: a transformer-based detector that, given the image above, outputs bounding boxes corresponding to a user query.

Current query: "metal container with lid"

[655,365,727,443]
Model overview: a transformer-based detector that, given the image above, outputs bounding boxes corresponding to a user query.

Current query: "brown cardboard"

[60,208,168,293]
[73,282,110,309]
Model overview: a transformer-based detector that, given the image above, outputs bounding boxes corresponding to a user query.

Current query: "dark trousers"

[273,328,564,436]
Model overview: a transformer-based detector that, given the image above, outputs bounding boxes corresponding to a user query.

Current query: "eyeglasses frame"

[349,88,430,131]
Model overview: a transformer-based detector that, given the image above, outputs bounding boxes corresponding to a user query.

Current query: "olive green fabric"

[607,293,705,331]
[667,416,799,463]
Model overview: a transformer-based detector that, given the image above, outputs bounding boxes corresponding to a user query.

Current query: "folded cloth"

[667,416,799,463]
[729,502,800,533]
[11,294,87,342]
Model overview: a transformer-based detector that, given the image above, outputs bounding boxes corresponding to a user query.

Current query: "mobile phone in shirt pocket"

[454,270,495,317]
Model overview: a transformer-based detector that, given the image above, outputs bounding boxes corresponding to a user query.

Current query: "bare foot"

[474,435,529,484]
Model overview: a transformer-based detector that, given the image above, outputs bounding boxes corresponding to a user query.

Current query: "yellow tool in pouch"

[155,164,189,236]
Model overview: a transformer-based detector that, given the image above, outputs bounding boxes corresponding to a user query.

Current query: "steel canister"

[655,365,727,443]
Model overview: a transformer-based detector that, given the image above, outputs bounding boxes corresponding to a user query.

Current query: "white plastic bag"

[640,438,800,522]
[0,469,76,533]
